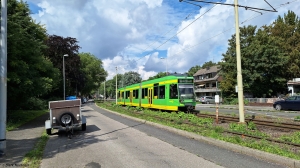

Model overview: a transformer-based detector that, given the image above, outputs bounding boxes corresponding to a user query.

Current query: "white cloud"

[27,0,300,80]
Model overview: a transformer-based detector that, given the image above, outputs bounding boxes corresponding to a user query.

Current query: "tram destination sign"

[178,79,193,83]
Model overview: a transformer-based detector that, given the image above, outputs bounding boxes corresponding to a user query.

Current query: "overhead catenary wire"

[171,0,299,58]
[184,0,277,12]
[121,0,298,73]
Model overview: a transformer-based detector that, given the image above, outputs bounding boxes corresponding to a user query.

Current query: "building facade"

[193,65,222,99]
[287,78,300,96]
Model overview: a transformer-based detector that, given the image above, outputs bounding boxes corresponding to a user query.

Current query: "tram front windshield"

[178,84,194,99]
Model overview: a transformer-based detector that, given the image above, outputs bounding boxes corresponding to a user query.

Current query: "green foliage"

[220,11,300,98]
[229,123,247,132]
[279,132,300,144]
[247,121,257,130]
[187,65,201,77]
[23,97,48,110]
[222,98,249,105]
[6,0,59,110]
[44,35,82,98]
[295,116,300,119]
[121,71,142,87]
[79,52,107,96]
[6,110,47,131]
[148,72,167,80]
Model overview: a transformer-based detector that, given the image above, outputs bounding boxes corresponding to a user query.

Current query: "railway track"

[197,113,300,131]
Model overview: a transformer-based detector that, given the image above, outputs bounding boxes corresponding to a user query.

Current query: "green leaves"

[220,11,300,98]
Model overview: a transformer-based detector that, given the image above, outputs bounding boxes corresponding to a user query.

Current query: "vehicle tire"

[82,123,86,131]
[275,104,282,111]
[59,112,74,127]
[206,101,209,104]
[46,128,51,135]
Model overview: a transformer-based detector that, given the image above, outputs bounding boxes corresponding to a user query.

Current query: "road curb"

[96,105,300,168]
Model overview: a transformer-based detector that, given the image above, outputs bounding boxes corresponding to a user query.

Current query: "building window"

[212,82,216,88]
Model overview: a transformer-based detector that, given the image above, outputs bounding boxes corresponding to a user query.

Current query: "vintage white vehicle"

[45,99,86,136]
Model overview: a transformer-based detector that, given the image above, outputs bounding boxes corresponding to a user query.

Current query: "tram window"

[145,88,148,98]
[154,86,158,98]
[126,91,130,99]
[133,89,138,99]
[159,85,165,99]
[133,90,136,98]
[170,84,178,99]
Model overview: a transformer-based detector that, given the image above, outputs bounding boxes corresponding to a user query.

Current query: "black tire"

[206,101,209,104]
[275,104,282,111]
[46,128,51,135]
[59,112,74,127]
[82,123,86,131]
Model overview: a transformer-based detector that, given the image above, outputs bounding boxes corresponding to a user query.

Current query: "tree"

[220,25,257,97]
[220,14,299,98]
[187,65,201,77]
[122,71,142,87]
[202,61,217,69]
[79,52,107,96]
[147,72,167,80]
[268,10,300,79]
[44,35,82,98]
[6,0,59,109]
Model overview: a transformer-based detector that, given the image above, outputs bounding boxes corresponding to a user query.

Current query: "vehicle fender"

[82,116,86,124]
[45,120,51,129]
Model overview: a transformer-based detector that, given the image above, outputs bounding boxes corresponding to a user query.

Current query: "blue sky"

[26,0,300,80]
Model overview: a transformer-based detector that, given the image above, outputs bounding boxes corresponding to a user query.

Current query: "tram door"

[148,88,153,106]
[120,91,124,105]
[130,91,133,103]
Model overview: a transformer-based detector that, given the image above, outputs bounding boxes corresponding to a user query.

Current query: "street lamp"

[160,57,168,74]
[63,54,68,100]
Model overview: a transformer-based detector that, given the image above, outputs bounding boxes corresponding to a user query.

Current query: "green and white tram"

[117,74,196,111]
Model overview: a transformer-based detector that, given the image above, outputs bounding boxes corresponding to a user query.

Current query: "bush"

[16,97,47,110]
[222,98,249,105]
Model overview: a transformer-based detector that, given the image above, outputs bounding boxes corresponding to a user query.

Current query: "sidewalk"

[0,113,48,166]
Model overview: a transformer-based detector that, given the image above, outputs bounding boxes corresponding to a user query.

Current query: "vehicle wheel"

[206,101,209,104]
[82,123,86,131]
[275,104,282,111]
[46,128,51,135]
[59,112,74,127]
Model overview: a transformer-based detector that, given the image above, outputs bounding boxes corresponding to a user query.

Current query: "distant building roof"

[193,65,221,76]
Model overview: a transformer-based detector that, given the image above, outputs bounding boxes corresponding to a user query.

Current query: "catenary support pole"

[234,0,245,123]
[0,0,7,156]
[116,67,118,104]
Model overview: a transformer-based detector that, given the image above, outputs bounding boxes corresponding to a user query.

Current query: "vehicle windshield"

[286,96,297,100]
[178,84,195,99]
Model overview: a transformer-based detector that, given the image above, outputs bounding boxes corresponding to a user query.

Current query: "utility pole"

[234,0,245,123]
[0,0,7,156]
[115,67,118,104]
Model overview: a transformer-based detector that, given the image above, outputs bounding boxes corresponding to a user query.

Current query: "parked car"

[273,95,300,111]
[199,96,215,104]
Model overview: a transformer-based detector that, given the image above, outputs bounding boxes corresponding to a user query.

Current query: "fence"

[245,98,280,104]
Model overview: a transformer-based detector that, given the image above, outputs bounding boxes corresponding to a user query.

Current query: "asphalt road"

[41,102,288,168]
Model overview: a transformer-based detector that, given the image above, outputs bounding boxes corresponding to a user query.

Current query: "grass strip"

[22,131,49,168]
[7,110,48,131]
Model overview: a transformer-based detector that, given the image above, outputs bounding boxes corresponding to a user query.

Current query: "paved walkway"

[0,113,48,167]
